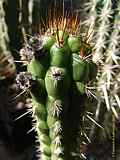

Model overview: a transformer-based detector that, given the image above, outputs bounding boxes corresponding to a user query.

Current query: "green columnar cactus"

[27,36,52,159]
[0,0,15,80]
[16,16,97,160]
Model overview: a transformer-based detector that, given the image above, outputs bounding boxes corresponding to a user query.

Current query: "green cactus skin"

[40,143,51,156]
[39,133,51,145]
[27,55,49,79]
[32,94,51,157]
[73,82,86,96]
[50,43,70,68]
[43,35,56,51]
[32,94,51,158]
[46,97,66,129]
[68,36,81,53]
[45,66,70,98]
[72,53,89,82]
[30,78,47,103]
[47,115,58,129]
[37,119,49,133]
[33,100,47,120]
[46,96,65,159]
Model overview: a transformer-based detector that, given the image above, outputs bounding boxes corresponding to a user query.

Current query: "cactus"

[82,0,120,159]
[1,0,120,159]
[86,0,120,128]
[15,14,98,160]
